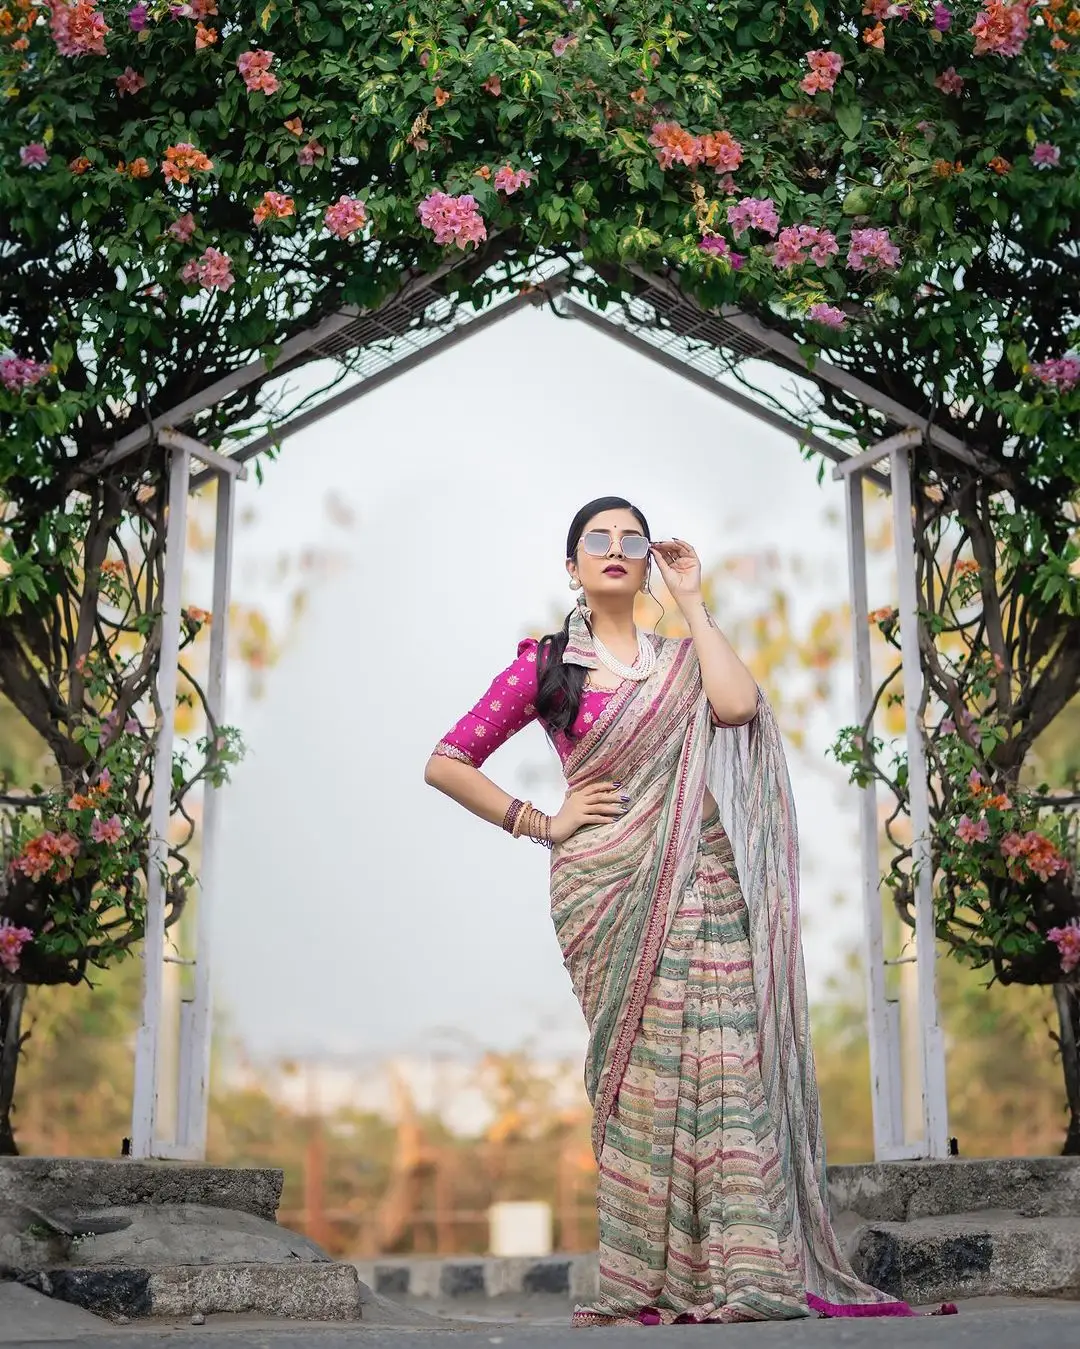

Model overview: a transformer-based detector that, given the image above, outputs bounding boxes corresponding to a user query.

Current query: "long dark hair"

[535,496,651,736]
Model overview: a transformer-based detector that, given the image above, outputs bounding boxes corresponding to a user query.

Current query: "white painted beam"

[131,444,190,1158]
[889,441,950,1158]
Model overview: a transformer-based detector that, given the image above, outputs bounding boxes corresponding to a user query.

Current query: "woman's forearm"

[423,754,525,828]
[683,599,759,724]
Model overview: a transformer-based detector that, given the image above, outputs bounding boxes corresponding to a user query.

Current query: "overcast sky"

[199,303,897,1067]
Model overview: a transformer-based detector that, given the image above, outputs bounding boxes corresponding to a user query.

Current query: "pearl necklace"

[590,628,656,683]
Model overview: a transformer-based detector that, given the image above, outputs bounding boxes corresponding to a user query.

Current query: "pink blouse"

[432,638,613,768]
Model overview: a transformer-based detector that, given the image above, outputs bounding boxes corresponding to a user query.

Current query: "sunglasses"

[580,529,651,561]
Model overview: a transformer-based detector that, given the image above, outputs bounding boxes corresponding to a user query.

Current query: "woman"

[423,496,921,1325]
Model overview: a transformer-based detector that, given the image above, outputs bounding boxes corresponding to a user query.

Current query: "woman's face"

[567,508,650,599]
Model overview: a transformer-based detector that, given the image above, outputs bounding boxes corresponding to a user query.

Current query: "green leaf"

[835,102,863,141]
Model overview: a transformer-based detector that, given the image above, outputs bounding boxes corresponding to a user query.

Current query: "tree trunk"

[0,980,27,1156]
[1054,981,1080,1157]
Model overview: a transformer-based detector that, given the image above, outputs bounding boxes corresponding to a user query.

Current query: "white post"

[889,442,950,1158]
[132,444,191,1158]
[176,469,236,1156]
[843,470,906,1159]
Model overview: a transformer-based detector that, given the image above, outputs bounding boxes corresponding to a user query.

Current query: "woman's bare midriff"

[703,787,718,820]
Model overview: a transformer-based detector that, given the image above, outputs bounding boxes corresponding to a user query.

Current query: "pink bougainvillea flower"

[551,34,577,56]
[808,302,847,329]
[0,354,50,391]
[50,0,109,57]
[297,139,324,166]
[194,21,216,47]
[418,191,487,250]
[180,246,234,290]
[934,66,964,95]
[19,143,48,168]
[324,195,368,238]
[1048,919,1080,975]
[971,0,1030,56]
[863,0,889,15]
[116,65,145,95]
[932,2,953,28]
[800,49,843,95]
[162,142,213,184]
[0,919,33,975]
[727,196,780,237]
[771,224,839,269]
[482,74,501,96]
[1030,354,1080,392]
[236,48,278,94]
[1032,142,1061,169]
[493,165,534,194]
[956,813,990,844]
[847,226,901,272]
[698,235,746,268]
[128,2,148,30]
[91,813,124,845]
[1001,830,1069,882]
[168,212,196,242]
[11,831,80,883]
[252,190,294,226]
[696,129,743,173]
[648,120,699,170]
[191,0,217,15]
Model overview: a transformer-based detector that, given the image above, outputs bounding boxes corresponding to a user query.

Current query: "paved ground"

[4,1286,1080,1349]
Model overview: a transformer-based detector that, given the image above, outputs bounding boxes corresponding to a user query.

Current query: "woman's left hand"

[650,538,702,606]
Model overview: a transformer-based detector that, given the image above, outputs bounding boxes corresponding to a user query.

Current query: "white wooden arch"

[107,256,975,1166]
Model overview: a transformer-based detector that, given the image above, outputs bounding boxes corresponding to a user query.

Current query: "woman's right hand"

[549,780,628,846]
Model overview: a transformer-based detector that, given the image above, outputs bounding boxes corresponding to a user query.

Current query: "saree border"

[559,634,667,784]
[587,646,705,1161]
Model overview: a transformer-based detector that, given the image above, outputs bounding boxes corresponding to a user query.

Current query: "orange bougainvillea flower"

[184,606,211,625]
[630,85,647,104]
[988,155,1012,174]
[162,142,213,185]
[648,120,699,169]
[863,21,886,47]
[868,606,896,624]
[481,74,501,95]
[434,85,451,107]
[128,157,151,178]
[69,155,92,174]
[195,21,216,47]
[476,164,491,179]
[284,117,303,136]
[252,190,294,226]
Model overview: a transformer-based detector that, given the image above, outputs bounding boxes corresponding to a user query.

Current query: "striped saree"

[550,634,913,1325]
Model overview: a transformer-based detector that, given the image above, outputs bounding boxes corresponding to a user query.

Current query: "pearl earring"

[569,577,582,591]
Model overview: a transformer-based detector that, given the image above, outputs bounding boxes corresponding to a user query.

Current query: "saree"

[550,632,914,1324]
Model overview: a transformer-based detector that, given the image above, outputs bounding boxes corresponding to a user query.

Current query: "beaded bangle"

[511,800,534,839]
[502,798,526,835]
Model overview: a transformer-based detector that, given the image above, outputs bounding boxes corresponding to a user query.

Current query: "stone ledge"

[15,1261,363,1321]
[829,1157,1080,1222]
[355,1254,599,1302]
[849,1214,1080,1305]
[0,1159,283,1223]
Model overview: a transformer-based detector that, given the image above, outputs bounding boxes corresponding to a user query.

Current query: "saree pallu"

[550,636,913,1324]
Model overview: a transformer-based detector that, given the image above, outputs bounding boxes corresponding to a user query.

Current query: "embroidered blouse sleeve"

[432,638,542,768]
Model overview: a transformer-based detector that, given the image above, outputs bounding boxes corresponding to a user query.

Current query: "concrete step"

[848,1213,1080,1305]
[829,1156,1080,1222]
[17,1261,363,1321]
[356,1254,599,1302]
[0,1158,282,1223]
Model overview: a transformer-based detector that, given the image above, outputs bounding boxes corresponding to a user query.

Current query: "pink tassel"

[807,1292,917,1318]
